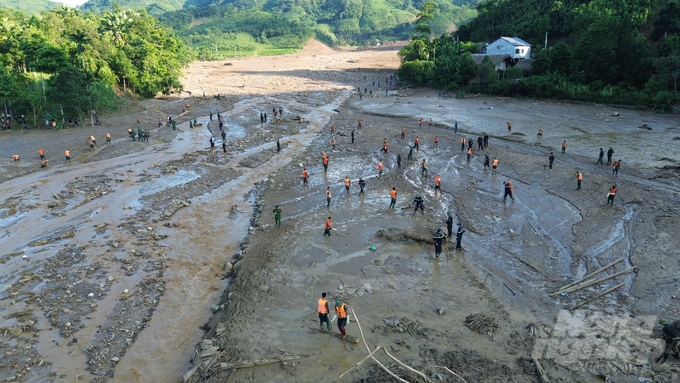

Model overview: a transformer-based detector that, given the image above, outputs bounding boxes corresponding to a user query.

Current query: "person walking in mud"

[210,136,215,150]
[332,138,337,150]
[607,185,617,207]
[418,118,423,127]
[433,136,439,148]
[351,129,355,144]
[302,168,309,188]
[397,153,402,169]
[549,152,555,170]
[318,293,331,333]
[358,177,366,194]
[335,300,349,339]
[389,187,397,208]
[492,157,499,174]
[507,122,512,133]
[483,154,490,172]
[484,134,489,148]
[434,175,441,196]
[323,155,329,174]
[561,140,567,154]
[468,138,473,151]
[326,187,332,208]
[467,148,473,163]
[260,112,264,124]
[576,171,582,190]
[344,176,351,195]
[597,148,605,164]
[414,137,419,152]
[382,140,388,156]
[407,145,414,161]
[357,119,362,129]
[460,137,466,151]
[503,181,514,202]
[65,149,71,164]
[221,130,226,142]
[277,138,281,153]
[413,193,424,214]
[421,159,428,177]
[454,121,458,134]
[222,141,227,154]
[272,205,282,227]
[537,129,543,138]
[330,124,335,135]
[39,149,45,161]
[612,159,622,177]
[433,228,446,259]
[401,128,405,140]
[378,160,383,180]
[106,133,111,145]
[455,223,465,250]
[446,212,454,238]
[324,216,332,236]
[607,147,614,165]
[478,136,483,150]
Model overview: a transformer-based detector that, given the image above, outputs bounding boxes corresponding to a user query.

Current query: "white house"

[482,37,532,59]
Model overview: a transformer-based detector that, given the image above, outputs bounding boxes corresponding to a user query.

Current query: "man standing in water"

[549,152,555,170]
[335,300,348,339]
[607,147,614,165]
[317,293,331,333]
[433,228,446,259]
[326,187,332,208]
[456,223,465,250]
[597,148,604,164]
[272,205,282,227]
[324,216,332,236]
[503,181,514,201]
[446,212,454,238]
[389,187,397,209]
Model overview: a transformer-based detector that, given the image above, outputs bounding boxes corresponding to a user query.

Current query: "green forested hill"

[397,0,680,111]
[80,0,214,15]
[0,0,58,14]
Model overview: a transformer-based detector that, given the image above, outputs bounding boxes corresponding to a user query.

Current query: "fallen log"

[339,346,383,378]
[569,282,626,310]
[559,267,635,295]
[403,230,434,245]
[220,355,305,370]
[532,355,550,383]
[550,258,624,296]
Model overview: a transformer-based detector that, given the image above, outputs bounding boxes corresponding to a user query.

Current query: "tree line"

[0,4,190,128]
[398,0,680,112]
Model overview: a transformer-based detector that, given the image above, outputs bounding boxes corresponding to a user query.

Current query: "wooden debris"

[559,267,635,295]
[550,258,623,296]
[532,355,550,383]
[220,355,305,370]
[570,282,626,310]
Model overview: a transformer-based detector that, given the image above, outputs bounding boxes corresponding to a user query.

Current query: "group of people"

[128,125,151,141]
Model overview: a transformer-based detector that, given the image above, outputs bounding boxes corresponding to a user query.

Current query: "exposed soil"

[1,40,680,383]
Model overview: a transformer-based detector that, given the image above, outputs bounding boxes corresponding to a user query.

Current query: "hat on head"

[437,228,441,232]
[457,222,462,226]
[275,205,279,208]
[659,319,668,325]
[447,211,451,215]
[335,300,343,307]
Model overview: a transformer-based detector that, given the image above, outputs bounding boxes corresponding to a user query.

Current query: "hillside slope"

[0,0,58,14]
[80,0,213,15]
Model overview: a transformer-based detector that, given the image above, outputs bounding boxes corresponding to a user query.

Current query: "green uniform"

[273,208,282,227]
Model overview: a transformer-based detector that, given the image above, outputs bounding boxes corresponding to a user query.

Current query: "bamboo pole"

[570,282,626,310]
[550,258,623,296]
[382,346,430,382]
[339,346,382,378]
[559,267,635,295]
[441,366,468,383]
[532,355,550,383]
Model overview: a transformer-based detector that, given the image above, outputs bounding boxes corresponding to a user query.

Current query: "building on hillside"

[472,36,533,75]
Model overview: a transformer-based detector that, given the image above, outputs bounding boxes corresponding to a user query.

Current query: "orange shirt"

[434,136,438,142]
[344,178,350,186]
[325,219,332,229]
[435,176,440,185]
[106,133,111,138]
[468,148,472,154]
[65,150,70,157]
[378,162,383,170]
[326,189,331,198]
[492,159,498,166]
[414,138,419,144]
[461,138,465,143]
[577,173,582,180]
[39,149,44,155]
[390,190,396,198]
[562,141,567,148]
[303,170,308,178]
[323,157,328,165]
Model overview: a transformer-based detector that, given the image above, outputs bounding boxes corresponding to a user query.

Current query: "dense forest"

[398,0,680,111]
[0,5,190,128]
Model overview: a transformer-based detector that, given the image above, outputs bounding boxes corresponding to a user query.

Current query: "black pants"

[504,191,513,200]
[597,156,603,164]
[447,226,453,238]
[414,202,424,213]
[456,236,462,249]
[435,244,442,256]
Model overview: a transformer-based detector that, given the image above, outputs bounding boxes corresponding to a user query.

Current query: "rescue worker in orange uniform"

[12,155,19,161]
[41,159,48,168]
[421,159,428,177]
[401,128,405,140]
[332,138,336,150]
[434,175,441,196]
[357,119,362,129]
[302,168,309,188]
[65,149,71,163]
[561,140,567,154]
[507,122,512,132]
[433,136,439,148]
[326,187,332,208]
[323,156,329,173]
[576,172,582,190]
[418,118,423,127]
[106,133,111,145]
[318,292,331,332]
[607,185,617,207]
[39,149,45,160]
[344,176,351,195]
[537,129,543,138]
[324,216,332,236]
[492,158,499,174]
[335,300,348,338]
[612,160,622,177]
[389,187,397,208]
[467,147,473,162]
[414,137,419,152]
[461,137,466,151]
[330,124,335,135]
[378,160,383,179]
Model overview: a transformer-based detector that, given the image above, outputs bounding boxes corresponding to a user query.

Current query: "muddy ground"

[1,39,680,383]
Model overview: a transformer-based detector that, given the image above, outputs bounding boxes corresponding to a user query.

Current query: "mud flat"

[1,40,679,383]
[187,91,680,382]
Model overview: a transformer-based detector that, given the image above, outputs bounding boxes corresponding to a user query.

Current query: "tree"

[477,55,496,87]
[47,66,89,121]
[656,55,680,94]
[415,1,438,37]
[34,46,69,74]
[456,52,476,84]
